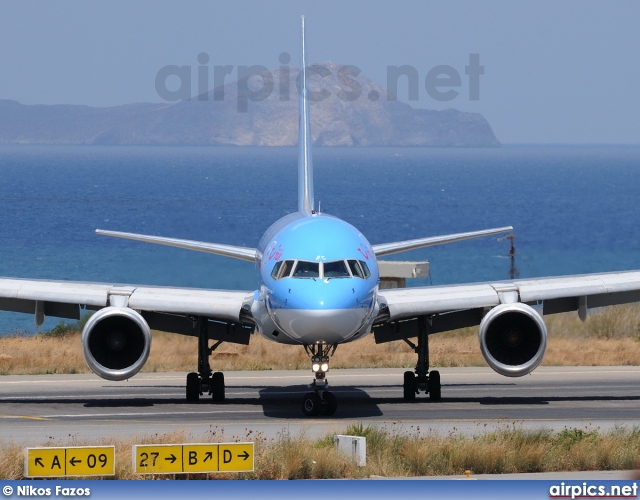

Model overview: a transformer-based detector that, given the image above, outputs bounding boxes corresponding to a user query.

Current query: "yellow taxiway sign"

[25,446,115,478]
[133,442,253,474]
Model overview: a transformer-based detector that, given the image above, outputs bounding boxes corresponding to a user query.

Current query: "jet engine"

[478,302,547,377]
[81,307,152,381]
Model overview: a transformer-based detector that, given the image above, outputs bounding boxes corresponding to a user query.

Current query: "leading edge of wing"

[96,229,257,262]
[377,269,640,322]
[0,277,254,323]
[372,226,513,257]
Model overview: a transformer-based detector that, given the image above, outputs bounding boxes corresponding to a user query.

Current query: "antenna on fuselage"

[298,15,315,216]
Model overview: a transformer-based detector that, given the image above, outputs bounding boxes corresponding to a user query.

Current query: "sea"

[1,144,639,334]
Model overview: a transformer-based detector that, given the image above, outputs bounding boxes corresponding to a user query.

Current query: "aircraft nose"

[266,279,376,344]
[288,279,358,309]
[278,307,370,344]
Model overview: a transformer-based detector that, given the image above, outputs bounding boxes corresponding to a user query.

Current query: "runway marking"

[0,393,182,400]
[0,414,50,421]
[37,409,265,419]
[1,378,107,385]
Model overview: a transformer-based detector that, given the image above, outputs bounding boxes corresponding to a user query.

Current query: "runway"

[1,366,640,444]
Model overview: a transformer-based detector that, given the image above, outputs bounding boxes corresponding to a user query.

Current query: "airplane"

[2,17,640,417]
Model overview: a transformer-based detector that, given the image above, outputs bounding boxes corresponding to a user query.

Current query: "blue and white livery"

[2,17,640,416]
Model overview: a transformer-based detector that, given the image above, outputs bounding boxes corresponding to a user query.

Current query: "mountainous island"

[0,63,499,147]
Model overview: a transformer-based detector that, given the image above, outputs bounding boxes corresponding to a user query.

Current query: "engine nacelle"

[478,302,547,377]
[81,307,152,381]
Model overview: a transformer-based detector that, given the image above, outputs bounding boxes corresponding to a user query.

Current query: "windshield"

[271,259,371,280]
[292,261,320,278]
[324,260,350,278]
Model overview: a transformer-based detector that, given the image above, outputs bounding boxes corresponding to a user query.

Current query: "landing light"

[312,356,329,373]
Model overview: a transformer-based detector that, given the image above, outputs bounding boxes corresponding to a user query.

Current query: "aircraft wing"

[371,226,513,257]
[96,230,257,262]
[0,277,254,328]
[377,270,640,325]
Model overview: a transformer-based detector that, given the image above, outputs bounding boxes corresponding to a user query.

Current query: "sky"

[0,0,638,144]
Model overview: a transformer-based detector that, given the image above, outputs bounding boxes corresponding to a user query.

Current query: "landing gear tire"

[428,370,441,401]
[398,316,444,401]
[302,392,322,416]
[186,372,200,402]
[210,371,225,402]
[403,370,417,400]
[321,391,337,416]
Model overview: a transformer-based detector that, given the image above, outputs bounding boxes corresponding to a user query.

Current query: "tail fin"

[298,15,314,215]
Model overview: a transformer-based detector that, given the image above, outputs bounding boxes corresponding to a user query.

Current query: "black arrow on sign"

[204,452,213,462]
[69,457,81,466]
[238,451,250,461]
[165,454,177,464]
[35,458,44,467]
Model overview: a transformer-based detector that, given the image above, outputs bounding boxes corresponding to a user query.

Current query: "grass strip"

[2,425,640,480]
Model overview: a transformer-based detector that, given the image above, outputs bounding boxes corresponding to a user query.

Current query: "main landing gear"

[301,344,338,417]
[186,316,226,403]
[402,316,441,402]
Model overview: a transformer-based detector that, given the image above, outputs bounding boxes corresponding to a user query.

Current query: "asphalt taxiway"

[1,366,639,444]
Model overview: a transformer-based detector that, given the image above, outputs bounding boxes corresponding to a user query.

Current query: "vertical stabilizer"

[298,15,314,215]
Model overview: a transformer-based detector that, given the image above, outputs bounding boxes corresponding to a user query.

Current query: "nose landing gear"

[301,344,338,416]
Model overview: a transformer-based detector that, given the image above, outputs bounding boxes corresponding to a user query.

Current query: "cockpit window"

[359,260,371,278]
[271,259,295,280]
[292,261,320,278]
[324,260,350,278]
[348,259,371,279]
[270,261,283,279]
[347,259,364,279]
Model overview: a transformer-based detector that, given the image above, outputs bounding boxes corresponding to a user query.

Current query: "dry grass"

[0,441,24,480]
[2,304,640,376]
[2,425,640,480]
[360,425,640,476]
[0,333,87,375]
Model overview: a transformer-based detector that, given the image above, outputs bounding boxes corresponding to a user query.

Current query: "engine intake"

[81,307,152,381]
[478,302,547,377]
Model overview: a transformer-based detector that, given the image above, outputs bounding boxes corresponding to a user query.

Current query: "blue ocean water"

[1,144,639,334]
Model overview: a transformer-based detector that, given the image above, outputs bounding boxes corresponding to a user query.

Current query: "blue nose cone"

[267,278,376,344]
[287,278,367,310]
